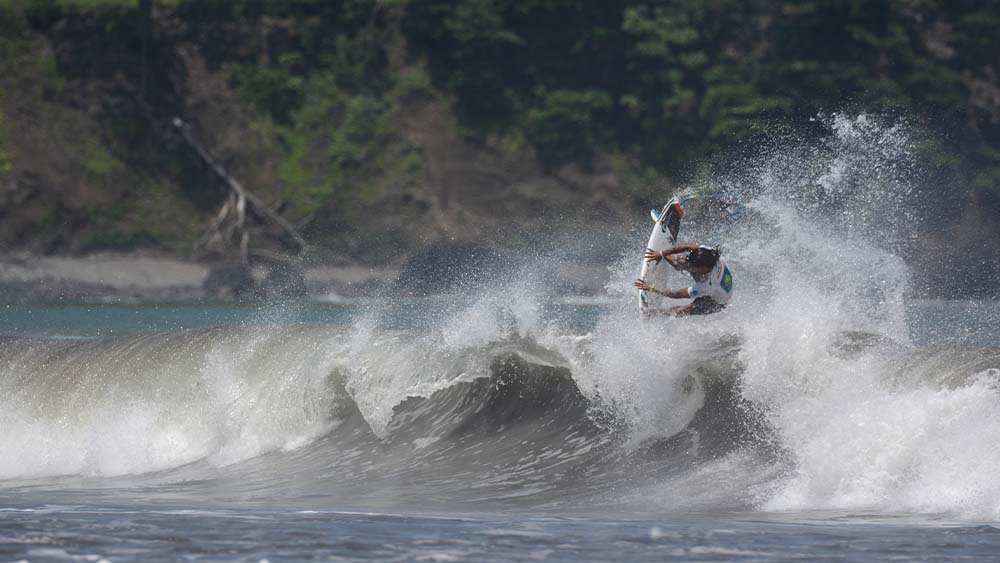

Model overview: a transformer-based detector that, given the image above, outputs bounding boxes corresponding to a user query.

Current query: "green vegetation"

[405,0,1000,184]
[50,0,179,8]
[0,108,10,175]
[0,0,997,258]
[74,139,122,180]
[234,68,395,221]
[210,0,428,252]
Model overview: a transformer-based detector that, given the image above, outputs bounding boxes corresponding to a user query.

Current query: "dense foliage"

[0,109,9,175]
[0,0,997,259]
[143,0,1000,197]
[404,0,998,187]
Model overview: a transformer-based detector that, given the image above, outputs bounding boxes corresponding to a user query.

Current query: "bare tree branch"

[173,118,310,260]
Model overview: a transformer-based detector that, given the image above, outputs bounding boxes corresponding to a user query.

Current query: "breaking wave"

[2,114,999,520]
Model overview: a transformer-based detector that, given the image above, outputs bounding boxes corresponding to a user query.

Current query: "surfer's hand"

[644,248,663,264]
[634,279,655,293]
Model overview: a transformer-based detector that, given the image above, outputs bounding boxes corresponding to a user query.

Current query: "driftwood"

[173,118,308,263]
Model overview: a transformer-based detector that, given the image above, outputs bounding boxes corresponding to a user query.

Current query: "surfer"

[634,244,732,315]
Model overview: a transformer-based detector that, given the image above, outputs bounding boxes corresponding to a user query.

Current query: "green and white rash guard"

[687,250,733,303]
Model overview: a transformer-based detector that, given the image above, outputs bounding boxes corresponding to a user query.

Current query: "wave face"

[2,115,1000,518]
[0,325,765,510]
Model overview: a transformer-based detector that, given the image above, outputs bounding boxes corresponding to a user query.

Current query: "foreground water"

[1,299,999,562]
[5,505,1000,563]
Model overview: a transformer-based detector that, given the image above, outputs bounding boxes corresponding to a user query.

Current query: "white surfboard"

[639,198,684,312]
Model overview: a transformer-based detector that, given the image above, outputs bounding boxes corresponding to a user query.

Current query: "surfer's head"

[686,247,720,273]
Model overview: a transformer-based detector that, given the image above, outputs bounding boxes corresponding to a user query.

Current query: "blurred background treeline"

[0,0,997,295]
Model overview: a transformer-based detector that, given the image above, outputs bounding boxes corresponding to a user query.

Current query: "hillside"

[0,0,998,297]
[0,1,635,264]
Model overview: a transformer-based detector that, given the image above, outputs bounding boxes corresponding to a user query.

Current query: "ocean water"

[3,115,1000,561]
[0,299,998,562]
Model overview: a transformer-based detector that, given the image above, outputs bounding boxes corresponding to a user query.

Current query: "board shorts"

[690,296,726,315]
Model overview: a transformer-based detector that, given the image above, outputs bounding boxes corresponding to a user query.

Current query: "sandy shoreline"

[0,253,400,303]
[0,253,612,303]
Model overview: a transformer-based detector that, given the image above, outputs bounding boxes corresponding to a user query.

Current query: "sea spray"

[706,114,1000,518]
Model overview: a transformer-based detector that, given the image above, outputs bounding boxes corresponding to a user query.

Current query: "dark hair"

[687,247,720,269]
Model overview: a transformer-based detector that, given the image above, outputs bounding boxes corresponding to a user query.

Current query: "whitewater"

[2,115,1000,561]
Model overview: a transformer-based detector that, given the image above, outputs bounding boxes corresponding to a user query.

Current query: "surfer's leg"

[669,304,695,316]
[689,297,724,315]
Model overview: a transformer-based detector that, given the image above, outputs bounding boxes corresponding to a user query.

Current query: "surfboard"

[639,198,684,312]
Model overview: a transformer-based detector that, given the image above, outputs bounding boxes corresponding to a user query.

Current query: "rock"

[203,263,255,301]
[396,241,506,295]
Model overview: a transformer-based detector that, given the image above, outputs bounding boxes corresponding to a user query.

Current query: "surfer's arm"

[658,243,700,257]
[634,279,689,299]
[657,287,690,299]
[645,243,699,264]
